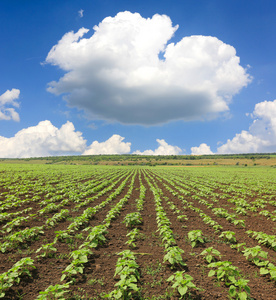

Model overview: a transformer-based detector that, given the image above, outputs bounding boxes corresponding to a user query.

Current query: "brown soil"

[0,167,275,299]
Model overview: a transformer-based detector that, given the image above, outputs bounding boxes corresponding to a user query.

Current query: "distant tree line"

[0,153,274,164]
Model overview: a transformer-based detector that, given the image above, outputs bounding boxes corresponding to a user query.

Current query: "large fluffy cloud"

[0,89,20,122]
[218,99,276,153]
[83,134,131,155]
[191,143,213,155]
[45,11,251,125]
[134,139,182,155]
[0,120,86,158]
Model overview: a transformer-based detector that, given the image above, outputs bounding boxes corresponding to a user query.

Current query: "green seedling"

[125,228,140,248]
[105,250,140,299]
[208,261,241,286]
[82,224,108,248]
[1,226,44,253]
[163,246,186,268]
[232,219,245,228]
[123,212,143,228]
[36,243,57,259]
[219,231,237,244]
[0,257,35,298]
[246,230,276,250]
[167,271,199,299]
[230,243,246,252]
[61,248,93,282]
[229,278,251,300]
[36,281,71,300]
[188,230,206,248]
[177,215,188,222]
[46,209,69,227]
[242,246,268,266]
[260,262,276,281]
[54,231,72,244]
[200,247,222,263]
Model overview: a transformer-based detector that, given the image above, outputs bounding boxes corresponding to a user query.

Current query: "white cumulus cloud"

[191,143,213,155]
[217,99,276,153]
[0,120,86,158]
[0,89,20,122]
[45,11,251,125]
[83,134,131,155]
[134,139,182,155]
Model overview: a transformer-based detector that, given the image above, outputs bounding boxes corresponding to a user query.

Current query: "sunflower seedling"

[167,271,199,299]
[188,230,206,248]
[200,247,222,263]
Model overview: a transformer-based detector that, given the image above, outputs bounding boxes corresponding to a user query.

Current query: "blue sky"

[1,0,276,157]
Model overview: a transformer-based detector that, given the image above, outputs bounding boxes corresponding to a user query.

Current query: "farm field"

[0,164,276,299]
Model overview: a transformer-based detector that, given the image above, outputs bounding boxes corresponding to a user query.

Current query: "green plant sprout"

[123,212,143,228]
[36,242,57,259]
[163,246,186,268]
[200,247,222,263]
[219,231,237,244]
[36,281,71,300]
[167,271,199,299]
[229,278,251,300]
[188,230,206,248]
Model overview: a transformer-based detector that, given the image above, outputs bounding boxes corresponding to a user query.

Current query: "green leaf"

[167,275,175,282]
[178,285,188,296]
[128,283,139,291]
[228,285,236,297]
[244,285,251,294]
[208,270,215,277]
[260,268,269,275]
[60,274,66,282]
[239,291,248,300]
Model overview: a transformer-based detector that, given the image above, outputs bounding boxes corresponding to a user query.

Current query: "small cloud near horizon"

[191,143,213,155]
[83,134,131,155]
[134,139,182,155]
